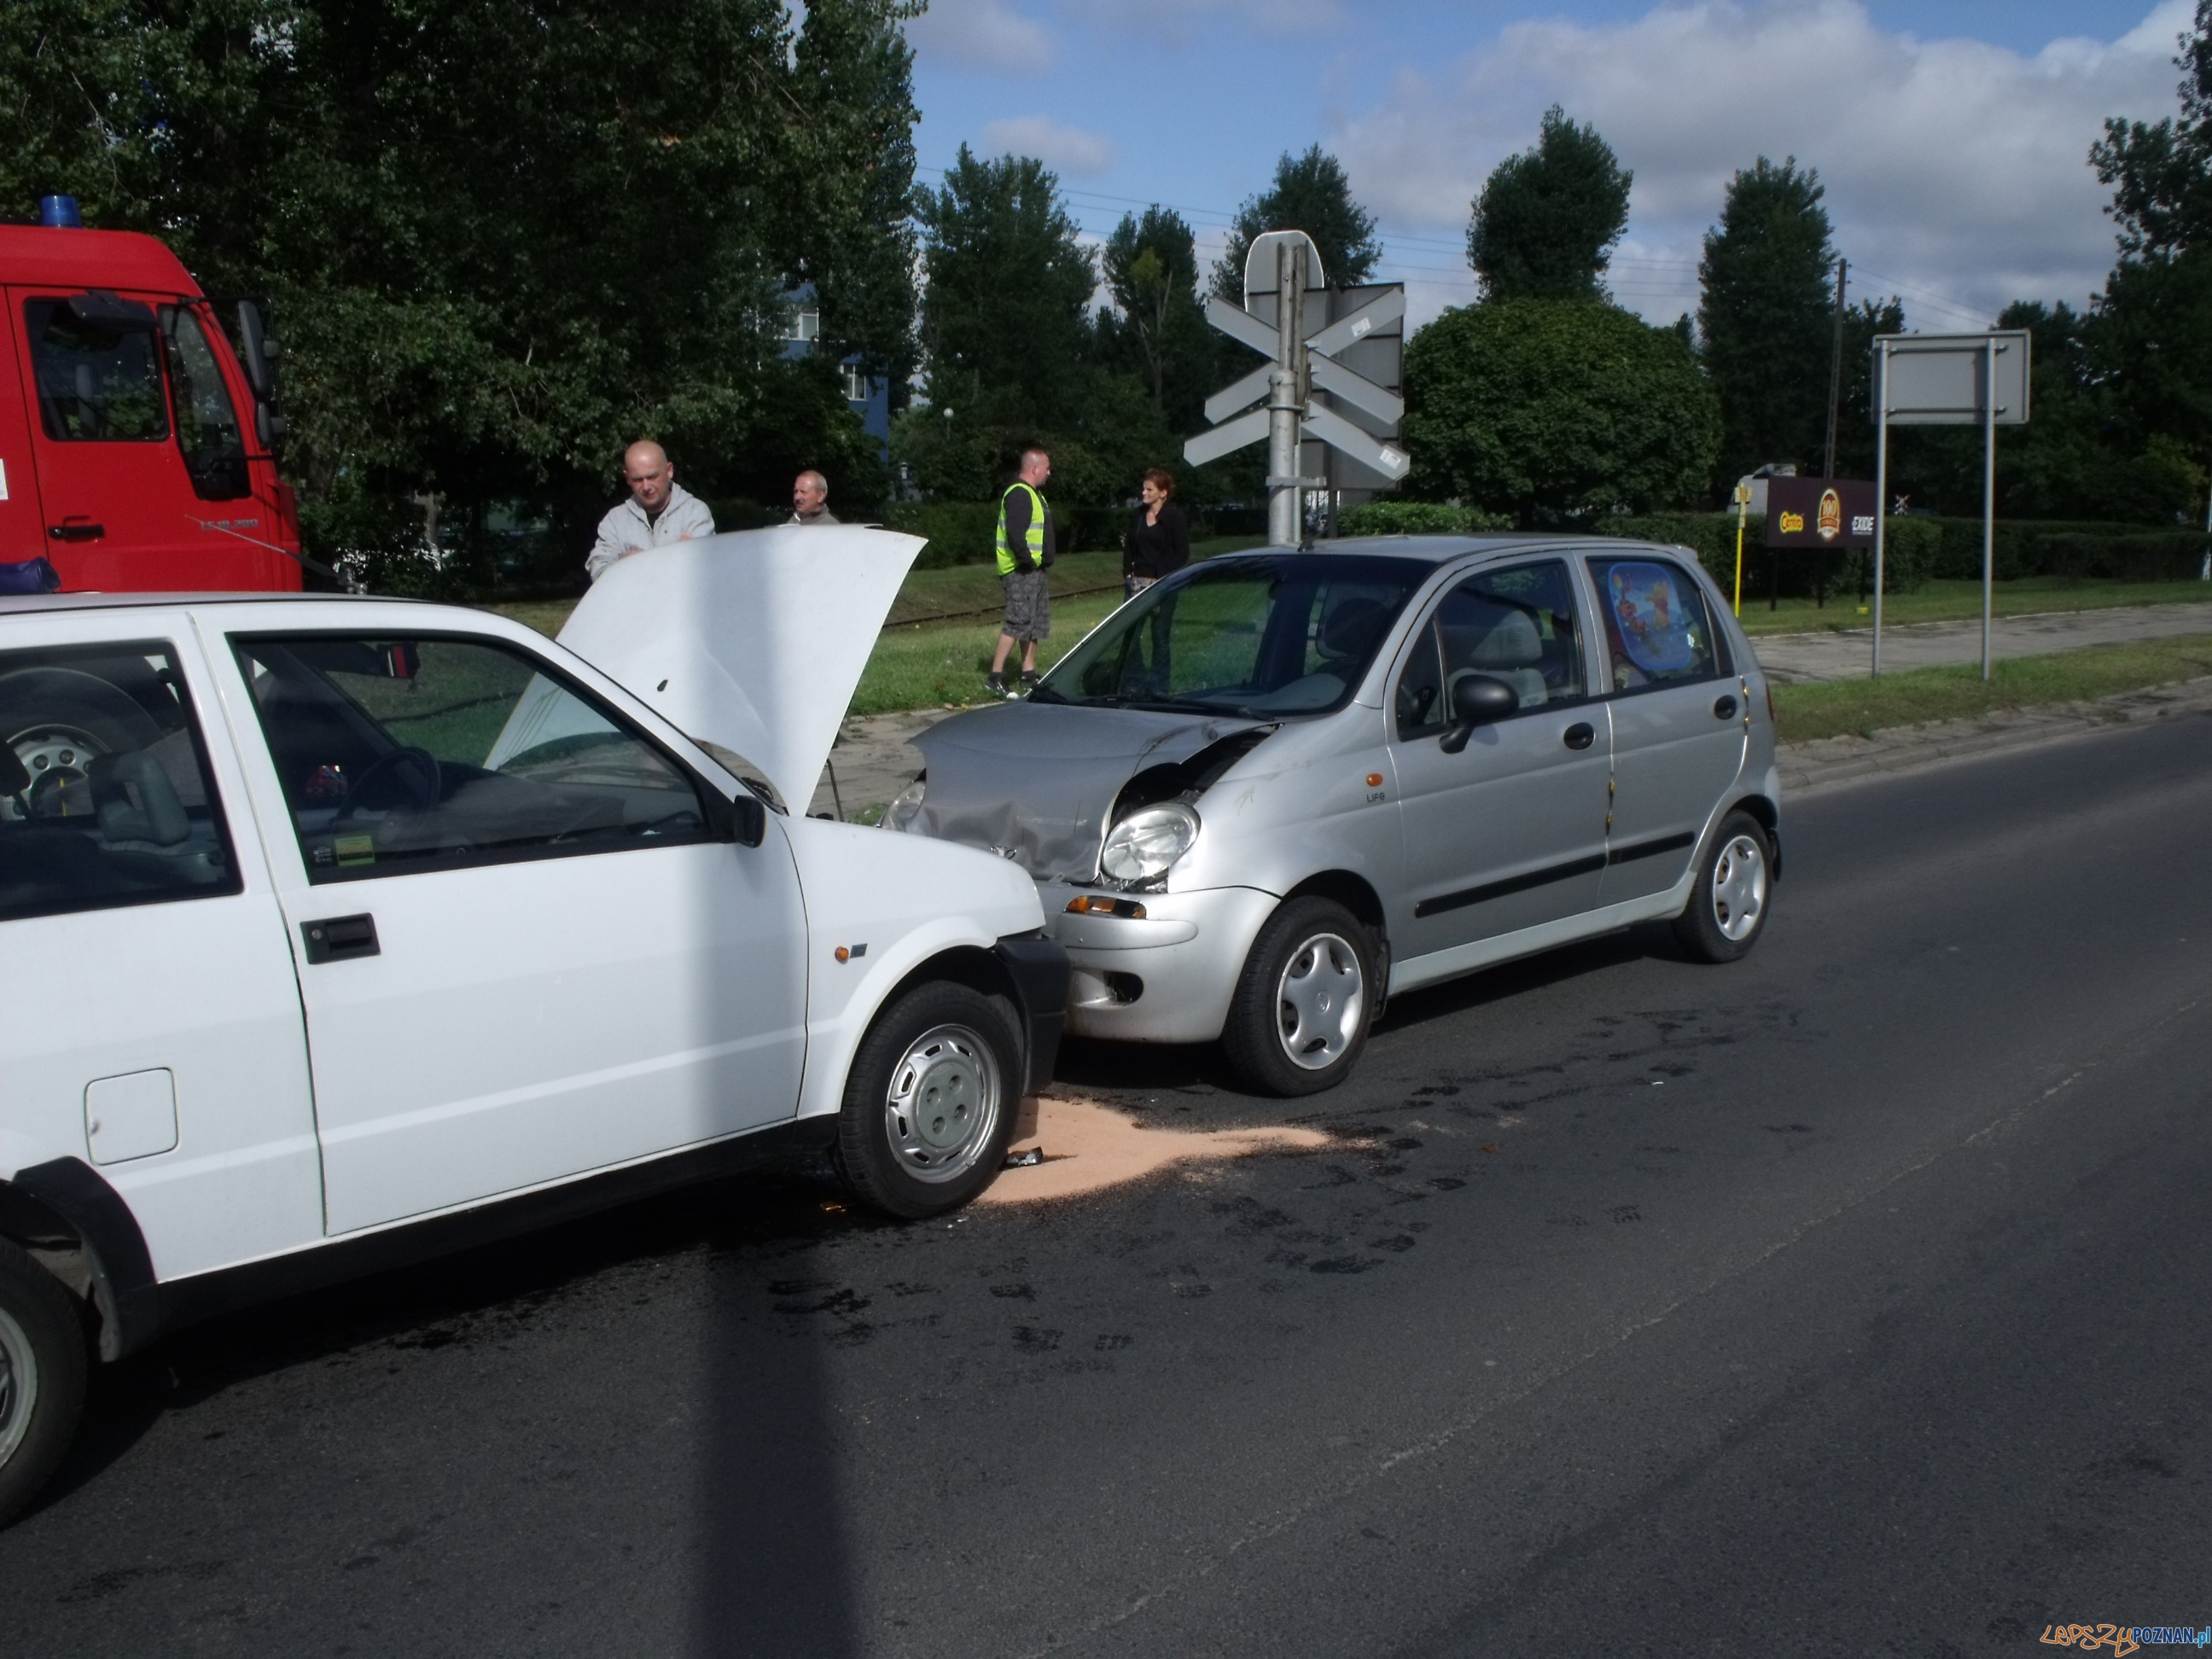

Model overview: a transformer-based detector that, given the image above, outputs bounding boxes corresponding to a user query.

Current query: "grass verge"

[1772,632,2212,744]
[1734,575,2212,637]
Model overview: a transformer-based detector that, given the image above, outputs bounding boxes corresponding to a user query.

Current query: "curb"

[1779,675,2212,796]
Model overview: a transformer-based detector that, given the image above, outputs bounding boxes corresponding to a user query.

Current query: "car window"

[231,633,714,884]
[1395,560,1586,738]
[1037,554,1429,719]
[161,306,250,501]
[1586,556,1722,691]
[26,296,170,442]
[0,642,242,922]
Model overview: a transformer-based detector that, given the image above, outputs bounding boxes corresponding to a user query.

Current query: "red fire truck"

[0,206,302,592]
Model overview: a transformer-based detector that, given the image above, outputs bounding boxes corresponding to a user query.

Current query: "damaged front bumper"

[1040,883,1281,1044]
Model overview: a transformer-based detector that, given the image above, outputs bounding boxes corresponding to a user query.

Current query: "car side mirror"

[1438,673,1518,754]
[727,792,765,847]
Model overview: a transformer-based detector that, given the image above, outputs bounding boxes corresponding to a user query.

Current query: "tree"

[1098,207,1211,433]
[1403,300,1719,525]
[0,0,919,585]
[904,145,1097,498]
[1467,107,1632,301]
[1213,146,1381,298]
[1697,157,1837,492]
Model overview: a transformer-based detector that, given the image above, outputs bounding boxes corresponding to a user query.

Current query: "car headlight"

[884,774,927,832]
[1099,801,1200,883]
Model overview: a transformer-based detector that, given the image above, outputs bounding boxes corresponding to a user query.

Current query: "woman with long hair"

[1124,469,1190,598]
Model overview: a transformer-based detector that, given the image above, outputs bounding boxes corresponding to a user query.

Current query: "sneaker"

[1019,671,1041,696]
[985,672,1008,699]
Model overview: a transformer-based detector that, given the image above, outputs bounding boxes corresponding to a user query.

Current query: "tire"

[835,981,1023,1220]
[1221,897,1377,1097]
[0,1237,88,1530]
[1672,810,1773,963]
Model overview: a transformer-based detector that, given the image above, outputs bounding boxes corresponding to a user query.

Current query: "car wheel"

[1672,810,1773,963]
[835,981,1022,1220]
[1222,897,1377,1097]
[0,1237,88,1530]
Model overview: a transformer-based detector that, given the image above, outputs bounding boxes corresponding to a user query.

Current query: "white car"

[0,528,1066,1524]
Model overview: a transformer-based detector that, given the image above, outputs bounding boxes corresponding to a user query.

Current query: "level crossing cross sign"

[1185,230,1410,545]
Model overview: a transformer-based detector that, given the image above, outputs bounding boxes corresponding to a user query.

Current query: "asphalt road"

[5,715,2211,1658]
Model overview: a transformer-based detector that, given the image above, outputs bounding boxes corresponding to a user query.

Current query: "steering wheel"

[335,746,442,822]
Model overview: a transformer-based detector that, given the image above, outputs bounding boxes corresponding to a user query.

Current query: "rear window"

[0,642,241,922]
[1587,556,1724,690]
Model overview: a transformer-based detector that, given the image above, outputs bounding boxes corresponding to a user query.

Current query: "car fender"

[783,818,1046,1120]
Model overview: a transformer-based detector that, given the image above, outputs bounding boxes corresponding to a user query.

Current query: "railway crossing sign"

[1185,229,1410,545]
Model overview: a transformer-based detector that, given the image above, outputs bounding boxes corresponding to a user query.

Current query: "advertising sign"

[1762,477,1876,549]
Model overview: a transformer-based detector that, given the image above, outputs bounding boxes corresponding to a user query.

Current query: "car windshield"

[1034,554,1429,717]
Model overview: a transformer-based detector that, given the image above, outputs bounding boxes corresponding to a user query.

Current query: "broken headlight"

[1099,801,1199,884]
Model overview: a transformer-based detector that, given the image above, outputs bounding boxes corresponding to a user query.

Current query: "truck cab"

[0,217,300,592]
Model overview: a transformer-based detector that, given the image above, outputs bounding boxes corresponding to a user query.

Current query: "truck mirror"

[236,300,282,403]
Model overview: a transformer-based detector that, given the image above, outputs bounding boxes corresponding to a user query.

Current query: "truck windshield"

[1033,553,1429,718]
[161,306,250,500]
[25,296,168,442]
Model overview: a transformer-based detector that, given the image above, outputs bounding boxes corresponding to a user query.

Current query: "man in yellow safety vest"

[987,444,1056,698]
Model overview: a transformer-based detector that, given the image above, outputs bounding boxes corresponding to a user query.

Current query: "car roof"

[0,591,436,618]
[0,225,202,293]
[1222,532,1675,564]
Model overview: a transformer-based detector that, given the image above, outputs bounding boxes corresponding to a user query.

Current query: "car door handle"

[1563,721,1596,751]
[1713,696,1738,719]
[47,522,105,542]
[302,913,379,964]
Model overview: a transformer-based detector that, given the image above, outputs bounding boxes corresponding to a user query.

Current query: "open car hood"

[555,527,923,808]
[910,701,1272,882]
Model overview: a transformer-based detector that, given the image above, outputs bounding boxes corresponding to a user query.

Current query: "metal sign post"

[1185,229,1410,545]
[1870,329,2030,678]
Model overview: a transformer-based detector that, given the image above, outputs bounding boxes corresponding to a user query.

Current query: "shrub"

[1338,500,1513,537]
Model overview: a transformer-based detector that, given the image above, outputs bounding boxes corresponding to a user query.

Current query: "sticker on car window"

[1604,562,1701,676]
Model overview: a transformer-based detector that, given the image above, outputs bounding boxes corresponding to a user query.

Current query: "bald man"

[787,469,840,526]
[585,440,716,581]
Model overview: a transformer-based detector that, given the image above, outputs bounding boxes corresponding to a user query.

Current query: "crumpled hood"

[911,701,1268,881]
[555,526,923,808]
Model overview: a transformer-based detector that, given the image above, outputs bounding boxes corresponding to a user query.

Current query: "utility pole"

[1821,257,1848,479]
[1266,238,1307,548]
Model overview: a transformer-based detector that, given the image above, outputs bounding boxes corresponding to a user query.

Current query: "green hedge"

[1338,501,1513,537]
[1918,517,2211,581]
[1598,513,1940,597]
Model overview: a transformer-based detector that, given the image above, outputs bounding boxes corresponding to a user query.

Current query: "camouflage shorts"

[1000,569,1051,641]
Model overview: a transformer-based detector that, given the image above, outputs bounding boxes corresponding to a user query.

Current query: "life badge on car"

[1365,770,1386,804]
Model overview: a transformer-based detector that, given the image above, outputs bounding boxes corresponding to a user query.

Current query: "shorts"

[1001,569,1051,641]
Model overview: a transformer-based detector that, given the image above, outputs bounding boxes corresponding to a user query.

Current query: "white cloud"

[981,114,1117,174]
[1052,0,1344,44]
[1335,0,2195,329]
[905,0,1056,71]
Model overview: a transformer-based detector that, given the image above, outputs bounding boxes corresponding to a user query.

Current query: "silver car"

[888,535,1780,1095]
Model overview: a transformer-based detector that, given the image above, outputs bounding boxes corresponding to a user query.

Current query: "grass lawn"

[1771,632,2212,744]
[1732,575,2212,637]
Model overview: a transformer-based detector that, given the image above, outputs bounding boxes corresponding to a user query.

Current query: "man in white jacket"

[585,440,716,581]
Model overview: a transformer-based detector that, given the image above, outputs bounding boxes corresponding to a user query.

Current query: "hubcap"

[1710,834,1768,941]
[882,1023,1002,1184]
[0,1304,37,1469]
[1275,931,1365,1071]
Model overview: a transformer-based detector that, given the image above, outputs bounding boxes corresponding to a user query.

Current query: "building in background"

[779,284,889,457]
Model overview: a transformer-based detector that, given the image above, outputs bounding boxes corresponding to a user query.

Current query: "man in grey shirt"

[789,469,841,526]
[586,440,715,581]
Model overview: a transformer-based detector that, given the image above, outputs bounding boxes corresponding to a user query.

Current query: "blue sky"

[904,1,2199,330]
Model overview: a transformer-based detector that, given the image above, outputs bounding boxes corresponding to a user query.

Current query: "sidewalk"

[1750,600,2212,683]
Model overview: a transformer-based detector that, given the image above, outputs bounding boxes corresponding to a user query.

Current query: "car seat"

[1465,610,1548,708]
